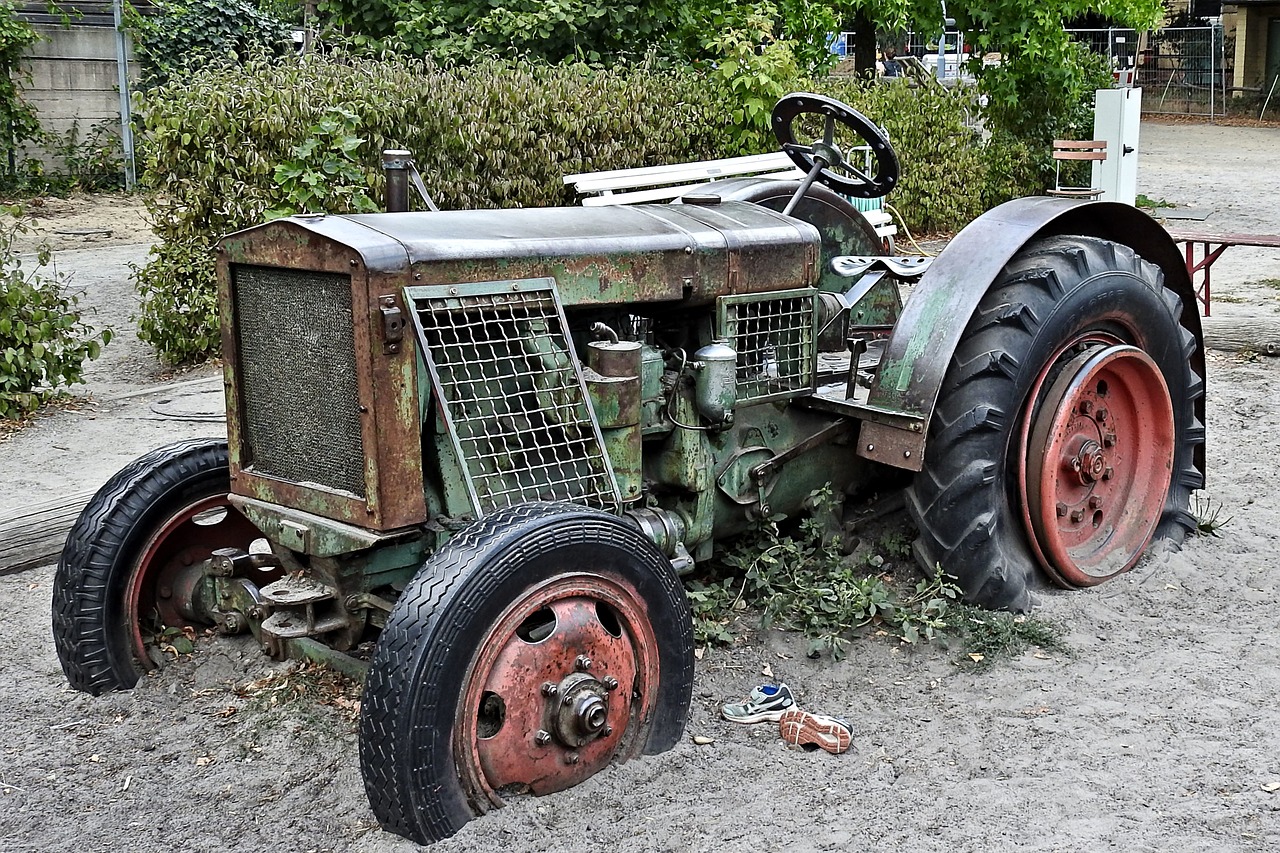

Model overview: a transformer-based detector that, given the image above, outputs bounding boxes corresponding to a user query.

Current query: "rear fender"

[859,196,1205,474]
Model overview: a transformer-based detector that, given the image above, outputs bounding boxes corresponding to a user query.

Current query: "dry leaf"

[761,663,774,678]
[88,754,101,763]
[968,653,985,663]
[691,735,714,745]
[195,756,212,767]
[693,648,705,661]
[1262,781,1280,793]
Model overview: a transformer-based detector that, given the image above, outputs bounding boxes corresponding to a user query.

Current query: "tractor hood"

[221,200,821,307]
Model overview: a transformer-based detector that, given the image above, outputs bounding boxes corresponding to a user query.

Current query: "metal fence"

[1066,25,1228,118]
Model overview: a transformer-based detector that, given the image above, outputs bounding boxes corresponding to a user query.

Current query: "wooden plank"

[1164,230,1280,248]
[0,490,96,575]
[563,152,795,187]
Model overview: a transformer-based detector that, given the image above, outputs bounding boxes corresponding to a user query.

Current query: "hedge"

[134,55,1013,364]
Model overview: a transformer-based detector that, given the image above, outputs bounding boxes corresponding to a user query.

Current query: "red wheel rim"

[125,495,262,668]
[454,574,660,810]
[1020,344,1175,587]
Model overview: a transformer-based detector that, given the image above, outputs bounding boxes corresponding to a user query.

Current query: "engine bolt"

[1055,502,1068,518]
[565,753,580,765]
[1088,496,1103,509]
[602,676,619,691]
[1070,509,1085,523]
[575,655,592,672]
[541,682,558,697]
[534,730,552,747]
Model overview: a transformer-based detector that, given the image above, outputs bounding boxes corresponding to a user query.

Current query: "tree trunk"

[1201,315,1280,356]
[849,10,877,79]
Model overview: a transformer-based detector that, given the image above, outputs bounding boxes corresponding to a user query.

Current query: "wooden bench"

[1164,227,1280,316]
[563,151,898,247]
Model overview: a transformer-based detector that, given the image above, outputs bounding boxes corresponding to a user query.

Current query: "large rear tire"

[359,502,694,845]
[906,236,1204,610]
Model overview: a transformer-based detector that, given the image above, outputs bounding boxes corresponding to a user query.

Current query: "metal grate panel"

[718,289,817,404]
[232,265,366,497]
[407,279,619,514]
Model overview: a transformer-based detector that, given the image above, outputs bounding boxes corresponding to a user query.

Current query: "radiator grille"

[232,265,366,497]
[408,280,618,514]
[718,289,817,403]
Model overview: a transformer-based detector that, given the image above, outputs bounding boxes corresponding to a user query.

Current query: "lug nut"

[1088,496,1102,509]
[1103,432,1117,447]
[565,753,580,765]
[1095,407,1108,422]
[534,730,552,747]
[575,655,592,672]
[602,676,619,691]
[541,682,558,697]
[602,725,613,737]
[1080,400,1093,415]
[1070,509,1085,523]
[1055,502,1068,518]
[562,694,574,706]
[1102,466,1114,481]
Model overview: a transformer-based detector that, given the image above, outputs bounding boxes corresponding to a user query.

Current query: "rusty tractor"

[52,93,1204,844]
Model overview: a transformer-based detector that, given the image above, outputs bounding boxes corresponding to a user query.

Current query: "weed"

[1135,193,1176,209]
[954,605,1070,666]
[690,486,961,659]
[1192,493,1233,537]
[1255,278,1280,291]
[1211,294,1245,304]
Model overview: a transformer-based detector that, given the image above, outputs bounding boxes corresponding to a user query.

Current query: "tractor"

[51,93,1204,844]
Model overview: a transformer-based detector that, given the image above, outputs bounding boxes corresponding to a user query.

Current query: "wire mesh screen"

[408,280,619,514]
[232,265,366,497]
[718,289,817,404]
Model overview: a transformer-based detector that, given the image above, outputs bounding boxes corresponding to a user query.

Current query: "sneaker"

[778,709,854,755]
[721,683,796,724]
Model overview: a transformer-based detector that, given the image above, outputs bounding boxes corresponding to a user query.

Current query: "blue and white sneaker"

[721,683,796,724]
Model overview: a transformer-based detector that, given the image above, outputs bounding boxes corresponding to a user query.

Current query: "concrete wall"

[14,22,134,169]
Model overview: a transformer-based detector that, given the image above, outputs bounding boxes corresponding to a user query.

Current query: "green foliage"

[954,606,1069,666]
[266,106,379,219]
[1191,494,1233,538]
[124,0,294,88]
[691,486,962,660]
[0,2,42,184]
[0,213,110,419]
[133,55,737,363]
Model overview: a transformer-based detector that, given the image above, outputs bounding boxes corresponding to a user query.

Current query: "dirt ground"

[2,119,1279,852]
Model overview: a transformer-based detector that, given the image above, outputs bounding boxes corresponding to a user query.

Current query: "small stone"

[691,735,714,745]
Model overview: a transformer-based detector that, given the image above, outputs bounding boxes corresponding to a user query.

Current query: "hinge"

[379,295,404,354]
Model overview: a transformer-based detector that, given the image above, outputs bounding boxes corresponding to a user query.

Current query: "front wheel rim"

[454,573,660,810]
[1021,344,1176,587]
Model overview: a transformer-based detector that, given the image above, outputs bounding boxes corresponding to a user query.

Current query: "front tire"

[52,438,264,693]
[358,502,694,845]
[907,236,1204,610]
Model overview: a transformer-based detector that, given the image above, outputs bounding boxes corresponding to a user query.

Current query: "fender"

[858,196,1205,475]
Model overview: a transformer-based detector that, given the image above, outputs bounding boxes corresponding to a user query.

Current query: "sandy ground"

[1,120,1279,852]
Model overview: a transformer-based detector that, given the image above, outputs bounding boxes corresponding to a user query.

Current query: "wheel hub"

[1022,343,1176,587]
[550,671,615,748]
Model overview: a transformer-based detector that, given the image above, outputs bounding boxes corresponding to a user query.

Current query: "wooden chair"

[1048,140,1108,200]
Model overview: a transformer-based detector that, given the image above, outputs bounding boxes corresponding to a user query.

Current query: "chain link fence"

[1067,25,1229,118]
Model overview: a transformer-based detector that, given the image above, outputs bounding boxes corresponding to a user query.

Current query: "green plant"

[691,486,962,659]
[954,606,1069,666]
[0,212,110,419]
[1135,193,1175,210]
[0,2,42,187]
[124,0,294,88]
[1191,494,1233,538]
[266,106,379,218]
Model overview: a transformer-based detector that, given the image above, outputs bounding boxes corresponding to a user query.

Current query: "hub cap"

[1021,344,1176,587]
[455,574,659,809]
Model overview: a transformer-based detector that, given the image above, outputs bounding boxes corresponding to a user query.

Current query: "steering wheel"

[772,93,900,205]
